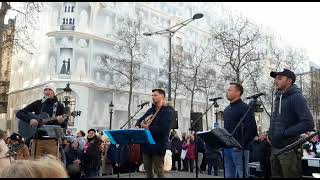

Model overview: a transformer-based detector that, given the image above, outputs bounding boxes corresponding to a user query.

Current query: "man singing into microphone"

[268,69,314,178]
[135,89,174,178]
[16,83,66,159]
[223,82,257,178]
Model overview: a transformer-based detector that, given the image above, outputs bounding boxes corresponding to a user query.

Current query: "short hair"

[152,88,166,97]
[79,130,85,137]
[87,129,96,134]
[229,82,244,96]
[0,155,68,178]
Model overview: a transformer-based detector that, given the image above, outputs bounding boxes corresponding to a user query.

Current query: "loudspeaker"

[171,111,178,129]
[190,112,203,131]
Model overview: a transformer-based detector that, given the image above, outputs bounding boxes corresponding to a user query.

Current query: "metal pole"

[109,111,113,130]
[168,33,172,102]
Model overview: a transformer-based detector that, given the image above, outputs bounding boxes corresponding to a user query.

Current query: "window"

[71,6,74,12]
[69,18,72,24]
[72,18,75,24]
[65,6,67,12]
[68,6,70,12]
[63,18,65,24]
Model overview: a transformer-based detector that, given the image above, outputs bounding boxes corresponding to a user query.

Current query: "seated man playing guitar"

[16,83,66,159]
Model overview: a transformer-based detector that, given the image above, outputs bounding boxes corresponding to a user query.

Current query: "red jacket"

[182,143,195,160]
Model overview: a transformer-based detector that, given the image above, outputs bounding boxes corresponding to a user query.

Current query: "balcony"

[60,24,75,31]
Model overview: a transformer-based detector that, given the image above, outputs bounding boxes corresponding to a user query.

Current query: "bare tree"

[171,46,186,109]
[180,44,210,113]
[100,16,147,128]
[210,15,265,84]
[198,67,217,130]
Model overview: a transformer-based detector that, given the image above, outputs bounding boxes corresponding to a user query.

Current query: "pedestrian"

[205,143,221,176]
[135,89,174,178]
[8,132,29,160]
[81,135,102,177]
[268,69,314,178]
[171,133,182,171]
[182,134,196,173]
[223,82,257,178]
[65,138,82,178]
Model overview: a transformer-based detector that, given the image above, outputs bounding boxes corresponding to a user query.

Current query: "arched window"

[69,18,72,24]
[65,6,67,12]
[68,6,70,12]
[72,18,75,24]
[63,18,65,24]
[71,6,74,12]
[65,18,68,24]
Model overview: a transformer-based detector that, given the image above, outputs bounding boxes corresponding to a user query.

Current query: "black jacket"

[269,84,314,148]
[135,104,174,156]
[81,137,102,171]
[171,136,182,155]
[223,99,257,149]
[65,147,82,166]
[16,97,66,128]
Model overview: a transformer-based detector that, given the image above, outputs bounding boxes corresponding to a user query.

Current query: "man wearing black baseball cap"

[267,68,314,178]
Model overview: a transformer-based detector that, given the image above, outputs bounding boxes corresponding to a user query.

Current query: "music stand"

[104,129,155,178]
[197,128,242,178]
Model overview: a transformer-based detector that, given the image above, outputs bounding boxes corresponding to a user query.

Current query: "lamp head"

[193,13,204,20]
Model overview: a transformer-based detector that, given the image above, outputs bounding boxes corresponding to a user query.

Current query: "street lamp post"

[62,82,81,128]
[143,13,203,102]
[109,101,114,130]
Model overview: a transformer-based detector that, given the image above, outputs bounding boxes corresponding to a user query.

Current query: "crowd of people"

[0,68,317,179]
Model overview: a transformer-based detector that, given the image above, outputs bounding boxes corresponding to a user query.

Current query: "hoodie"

[269,84,314,148]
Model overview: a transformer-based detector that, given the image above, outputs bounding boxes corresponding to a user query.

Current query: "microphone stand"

[189,100,218,179]
[120,106,145,129]
[274,131,320,156]
[230,98,257,178]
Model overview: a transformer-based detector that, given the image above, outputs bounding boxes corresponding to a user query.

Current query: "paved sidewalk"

[97,170,224,178]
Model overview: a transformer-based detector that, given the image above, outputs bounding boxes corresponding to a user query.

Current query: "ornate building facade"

[7,2,222,133]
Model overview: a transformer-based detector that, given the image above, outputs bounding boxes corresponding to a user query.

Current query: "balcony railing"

[60,24,75,31]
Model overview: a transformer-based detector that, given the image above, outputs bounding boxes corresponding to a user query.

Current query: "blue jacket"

[135,104,174,156]
[223,99,257,149]
[269,84,314,148]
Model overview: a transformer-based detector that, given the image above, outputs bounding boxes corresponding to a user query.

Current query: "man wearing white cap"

[16,82,66,159]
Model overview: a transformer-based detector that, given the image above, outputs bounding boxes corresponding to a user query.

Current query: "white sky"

[222,2,320,66]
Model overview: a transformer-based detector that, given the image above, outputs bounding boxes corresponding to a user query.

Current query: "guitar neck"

[41,114,67,124]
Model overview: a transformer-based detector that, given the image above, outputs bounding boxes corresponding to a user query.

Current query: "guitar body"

[18,112,50,140]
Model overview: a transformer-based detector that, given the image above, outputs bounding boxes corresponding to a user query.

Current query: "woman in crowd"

[182,134,196,173]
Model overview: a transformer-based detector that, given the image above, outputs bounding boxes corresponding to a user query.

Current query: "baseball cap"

[270,68,296,83]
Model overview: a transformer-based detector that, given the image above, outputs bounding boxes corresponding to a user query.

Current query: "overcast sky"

[222,2,320,66]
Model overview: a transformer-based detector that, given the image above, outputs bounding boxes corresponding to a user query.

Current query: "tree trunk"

[205,93,209,130]
[127,50,134,128]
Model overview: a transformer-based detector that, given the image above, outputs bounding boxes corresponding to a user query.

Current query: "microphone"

[209,97,223,101]
[245,92,266,99]
[137,101,149,108]
[41,96,49,103]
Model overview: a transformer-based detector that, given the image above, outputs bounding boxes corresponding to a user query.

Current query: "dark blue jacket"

[269,84,314,148]
[135,104,174,156]
[223,99,257,149]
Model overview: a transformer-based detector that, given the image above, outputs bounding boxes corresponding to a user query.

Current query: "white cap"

[43,83,57,94]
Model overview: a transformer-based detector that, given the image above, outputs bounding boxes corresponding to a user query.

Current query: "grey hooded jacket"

[268,84,314,148]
